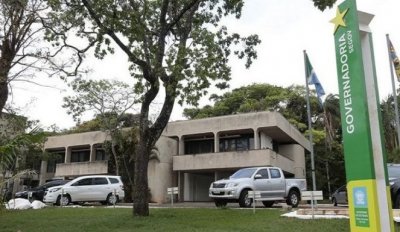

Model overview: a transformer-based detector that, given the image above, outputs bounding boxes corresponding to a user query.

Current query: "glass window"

[93,178,108,185]
[109,178,119,184]
[219,134,254,152]
[270,169,281,178]
[46,152,65,173]
[95,149,108,161]
[185,139,214,154]
[71,150,90,162]
[73,178,92,186]
[231,168,257,179]
[256,169,269,179]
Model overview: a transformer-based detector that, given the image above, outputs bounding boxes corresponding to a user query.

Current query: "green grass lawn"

[0,207,349,232]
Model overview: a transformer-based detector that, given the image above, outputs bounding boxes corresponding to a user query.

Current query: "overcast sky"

[10,0,400,130]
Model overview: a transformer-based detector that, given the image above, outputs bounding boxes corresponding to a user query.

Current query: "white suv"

[43,175,125,206]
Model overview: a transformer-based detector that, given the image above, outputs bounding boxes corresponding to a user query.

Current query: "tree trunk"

[111,140,120,176]
[0,38,13,116]
[132,140,150,216]
[0,76,8,116]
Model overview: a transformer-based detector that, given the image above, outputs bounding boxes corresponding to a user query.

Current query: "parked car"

[209,166,307,208]
[331,185,347,206]
[332,164,400,208]
[15,179,70,201]
[388,163,400,208]
[43,175,125,206]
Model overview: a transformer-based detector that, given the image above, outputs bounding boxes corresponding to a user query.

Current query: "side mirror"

[254,174,262,179]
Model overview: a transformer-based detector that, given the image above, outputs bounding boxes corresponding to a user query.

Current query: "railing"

[55,160,108,177]
[173,149,294,171]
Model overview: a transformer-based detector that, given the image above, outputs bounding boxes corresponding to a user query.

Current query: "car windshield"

[388,165,400,179]
[230,168,257,179]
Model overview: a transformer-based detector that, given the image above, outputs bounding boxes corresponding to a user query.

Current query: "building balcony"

[173,149,295,173]
[55,161,108,177]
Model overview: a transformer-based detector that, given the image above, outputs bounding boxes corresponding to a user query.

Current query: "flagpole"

[303,50,317,206]
[386,34,400,147]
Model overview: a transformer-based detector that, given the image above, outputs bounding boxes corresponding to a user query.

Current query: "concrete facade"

[163,111,310,202]
[40,111,310,203]
[40,130,176,204]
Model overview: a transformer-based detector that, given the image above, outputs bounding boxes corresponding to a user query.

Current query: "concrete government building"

[39,111,311,203]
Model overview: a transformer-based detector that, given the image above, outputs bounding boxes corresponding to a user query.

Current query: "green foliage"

[63,79,139,125]
[311,0,337,11]
[184,83,322,133]
[0,114,46,173]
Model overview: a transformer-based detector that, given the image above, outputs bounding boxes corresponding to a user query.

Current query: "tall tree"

[47,0,262,216]
[47,0,337,217]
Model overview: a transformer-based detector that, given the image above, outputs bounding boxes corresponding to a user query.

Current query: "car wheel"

[56,194,71,206]
[332,197,338,207]
[106,193,118,205]
[239,189,252,208]
[262,201,274,208]
[214,199,228,207]
[286,190,300,208]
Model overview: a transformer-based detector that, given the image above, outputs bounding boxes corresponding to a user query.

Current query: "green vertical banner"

[331,0,394,231]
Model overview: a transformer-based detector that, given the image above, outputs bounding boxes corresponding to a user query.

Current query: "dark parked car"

[15,179,69,201]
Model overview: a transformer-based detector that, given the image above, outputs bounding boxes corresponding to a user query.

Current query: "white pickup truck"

[209,166,307,208]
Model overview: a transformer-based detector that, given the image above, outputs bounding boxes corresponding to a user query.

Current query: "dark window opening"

[95,148,108,161]
[219,134,254,152]
[185,139,214,155]
[46,152,65,173]
[71,149,90,162]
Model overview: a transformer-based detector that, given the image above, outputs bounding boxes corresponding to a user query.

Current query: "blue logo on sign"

[353,187,368,208]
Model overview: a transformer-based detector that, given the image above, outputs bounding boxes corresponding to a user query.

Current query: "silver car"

[332,185,347,206]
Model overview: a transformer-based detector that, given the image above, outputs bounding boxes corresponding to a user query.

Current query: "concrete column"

[65,147,71,163]
[254,129,260,150]
[178,171,184,201]
[214,132,219,153]
[178,136,185,155]
[279,144,305,178]
[89,144,96,162]
[39,160,48,185]
[260,132,273,149]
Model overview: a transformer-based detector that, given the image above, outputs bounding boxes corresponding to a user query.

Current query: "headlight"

[49,187,62,193]
[226,183,239,188]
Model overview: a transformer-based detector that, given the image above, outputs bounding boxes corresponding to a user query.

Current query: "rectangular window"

[93,177,108,185]
[71,150,90,162]
[219,134,254,152]
[270,168,281,178]
[95,149,108,161]
[185,139,214,154]
[46,152,65,173]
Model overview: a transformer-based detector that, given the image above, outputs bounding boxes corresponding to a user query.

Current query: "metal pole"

[253,191,256,214]
[61,189,63,207]
[304,50,317,211]
[386,34,400,148]
[113,189,116,208]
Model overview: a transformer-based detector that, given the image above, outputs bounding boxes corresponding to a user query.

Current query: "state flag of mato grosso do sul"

[331,0,393,231]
